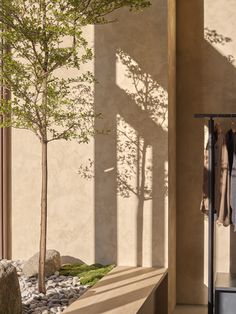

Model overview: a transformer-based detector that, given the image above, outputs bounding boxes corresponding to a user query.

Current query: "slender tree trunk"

[0,2,12,260]
[38,141,48,293]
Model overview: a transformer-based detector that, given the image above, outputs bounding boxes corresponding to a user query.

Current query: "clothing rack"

[194,113,236,314]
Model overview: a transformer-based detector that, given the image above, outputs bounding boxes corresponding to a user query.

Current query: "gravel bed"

[6,260,88,314]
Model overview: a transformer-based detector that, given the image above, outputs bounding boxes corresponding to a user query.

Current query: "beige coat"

[200,130,231,226]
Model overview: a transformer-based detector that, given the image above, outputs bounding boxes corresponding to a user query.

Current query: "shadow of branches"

[78,48,168,266]
[78,49,168,200]
[116,49,168,202]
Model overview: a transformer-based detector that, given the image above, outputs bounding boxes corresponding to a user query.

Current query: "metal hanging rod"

[194,113,236,118]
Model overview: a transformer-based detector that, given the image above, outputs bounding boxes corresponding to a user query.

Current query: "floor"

[174,305,207,314]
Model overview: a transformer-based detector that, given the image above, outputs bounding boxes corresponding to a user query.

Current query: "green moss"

[59,263,115,287]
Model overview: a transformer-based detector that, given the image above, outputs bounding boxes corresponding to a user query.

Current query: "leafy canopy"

[0,0,151,143]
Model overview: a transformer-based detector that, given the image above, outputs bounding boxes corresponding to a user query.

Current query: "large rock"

[61,255,84,266]
[0,261,22,314]
[23,249,61,277]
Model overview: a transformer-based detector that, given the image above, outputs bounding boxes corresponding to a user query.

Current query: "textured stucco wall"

[12,0,168,270]
[168,0,176,312]
[176,0,236,305]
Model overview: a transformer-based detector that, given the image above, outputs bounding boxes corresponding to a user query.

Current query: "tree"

[0,0,150,293]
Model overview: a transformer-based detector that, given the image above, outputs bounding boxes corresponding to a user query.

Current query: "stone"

[61,256,84,266]
[47,280,53,285]
[35,306,47,311]
[50,293,59,299]
[68,297,77,305]
[29,304,37,309]
[72,277,79,286]
[50,274,58,280]
[50,299,60,304]
[0,262,22,314]
[23,250,61,277]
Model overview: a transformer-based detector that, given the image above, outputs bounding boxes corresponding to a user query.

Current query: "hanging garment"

[226,129,234,174]
[215,131,231,226]
[200,137,213,215]
[200,129,231,226]
[226,129,236,230]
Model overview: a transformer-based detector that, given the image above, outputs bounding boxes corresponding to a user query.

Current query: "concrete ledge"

[64,266,168,314]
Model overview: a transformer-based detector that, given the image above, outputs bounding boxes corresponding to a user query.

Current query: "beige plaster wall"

[12,1,169,270]
[176,0,236,305]
[167,0,176,312]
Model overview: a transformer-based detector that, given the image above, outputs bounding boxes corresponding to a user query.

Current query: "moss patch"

[59,263,115,286]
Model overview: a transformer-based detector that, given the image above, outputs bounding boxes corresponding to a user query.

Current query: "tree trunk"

[38,141,48,294]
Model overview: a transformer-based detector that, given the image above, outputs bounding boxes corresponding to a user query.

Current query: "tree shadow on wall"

[116,50,168,266]
[79,49,168,267]
[79,0,168,267]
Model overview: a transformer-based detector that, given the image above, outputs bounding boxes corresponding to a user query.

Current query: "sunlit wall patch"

[116,50,168,131]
